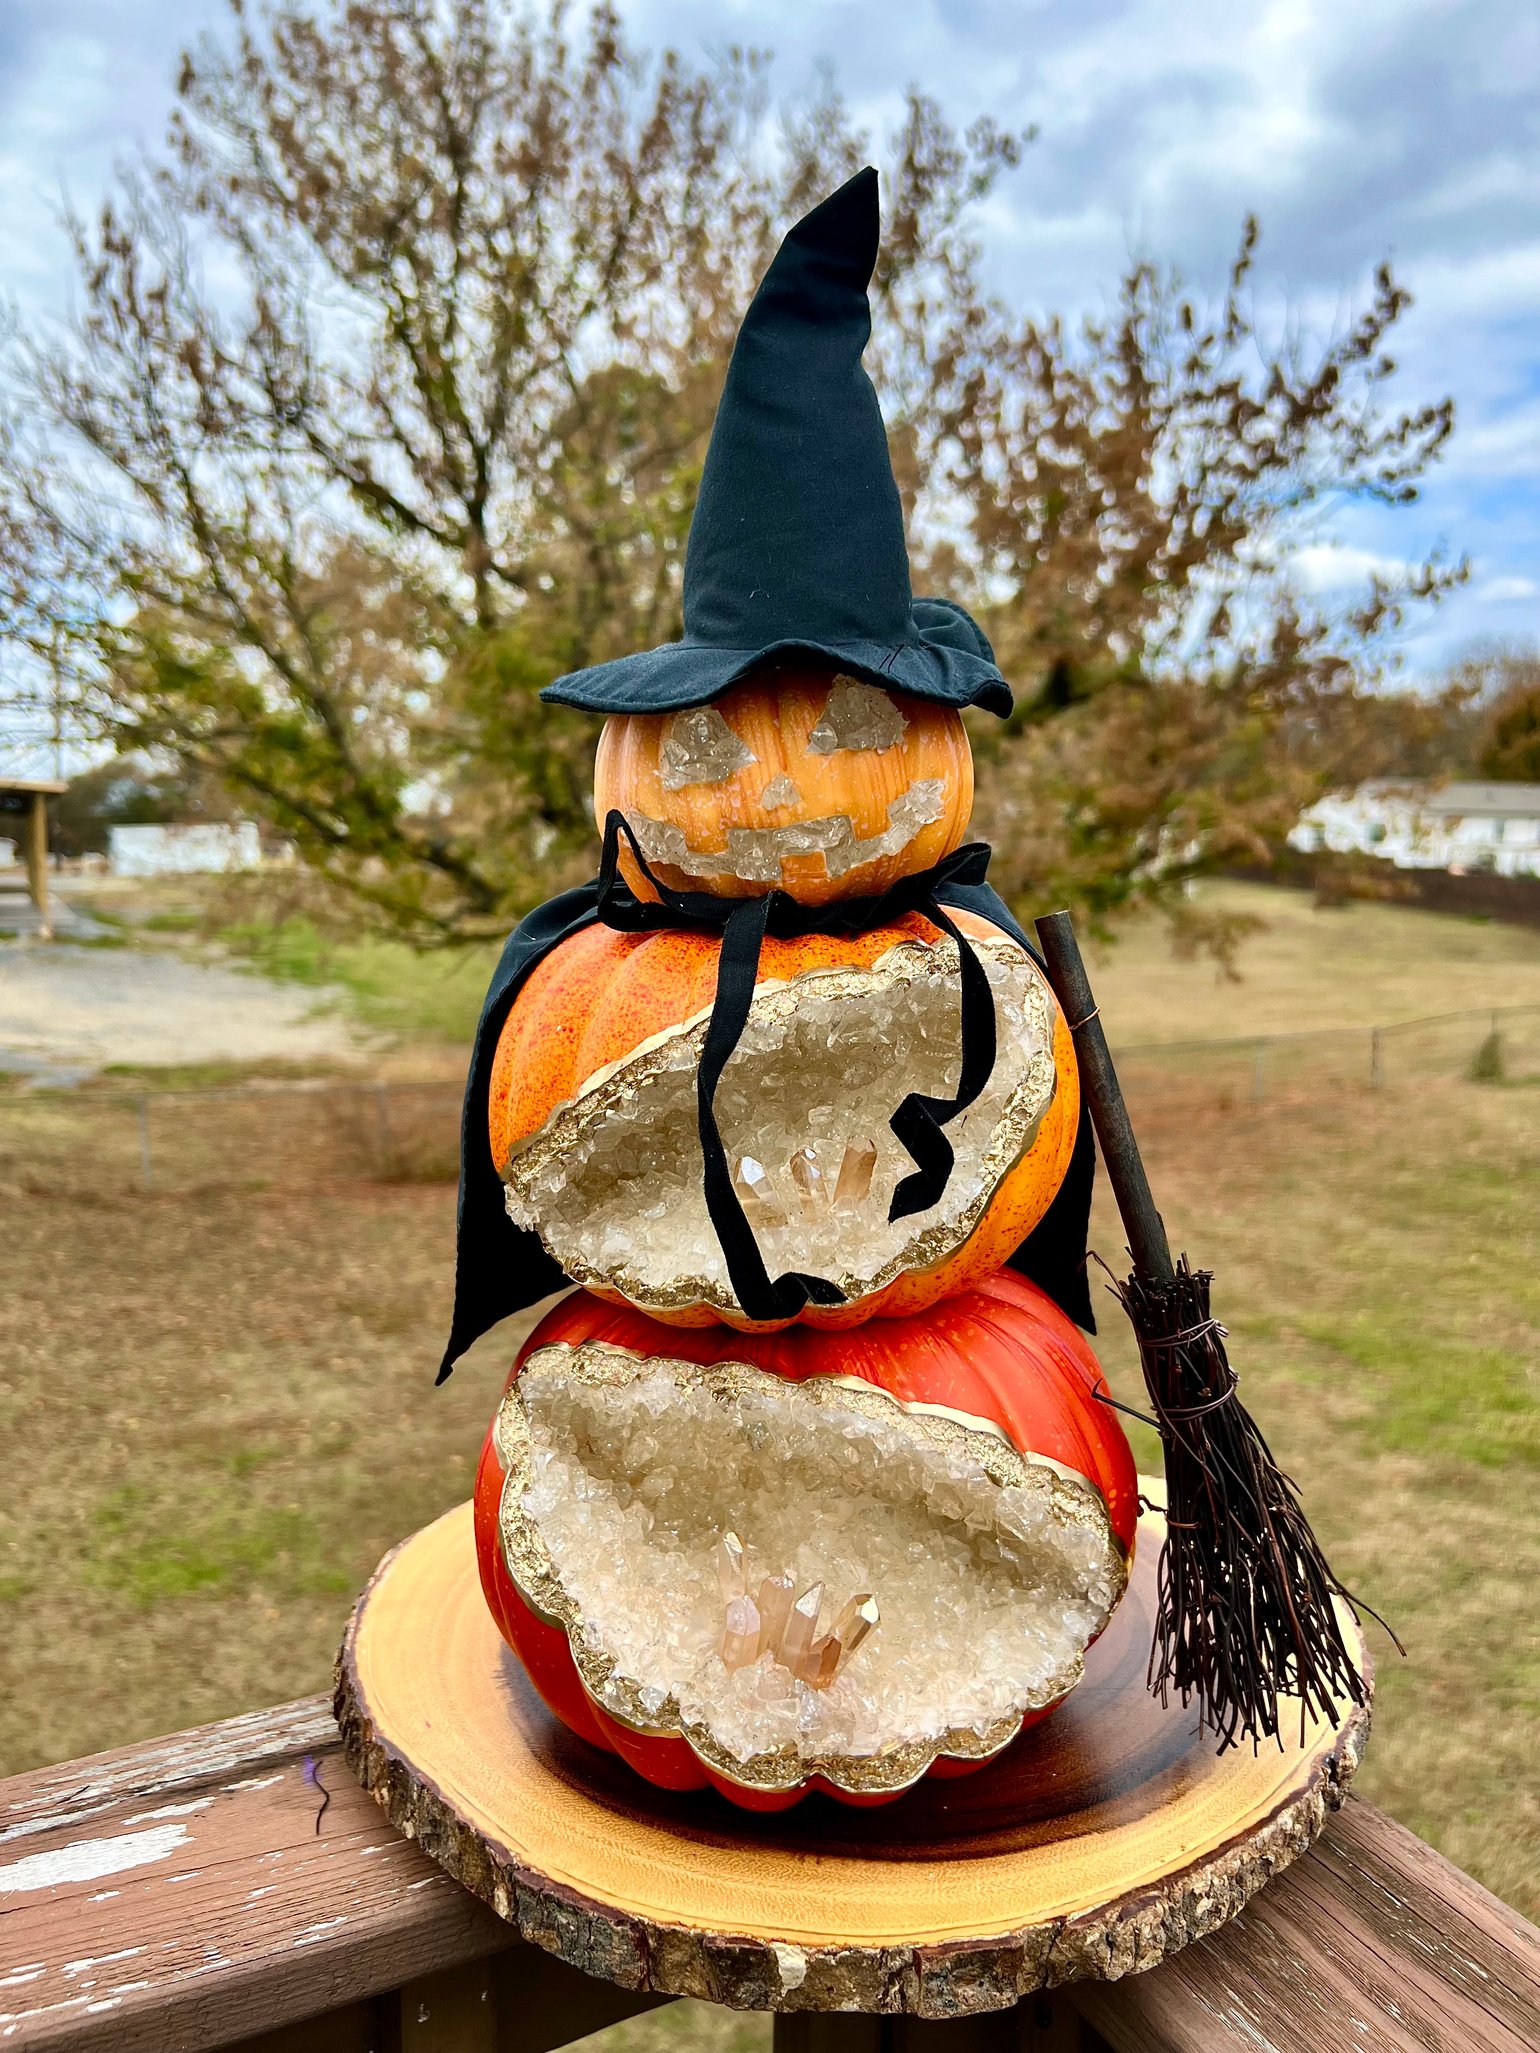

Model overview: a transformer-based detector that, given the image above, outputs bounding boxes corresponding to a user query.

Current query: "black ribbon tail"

[887,898,997,1223]
[697,895,846,1323]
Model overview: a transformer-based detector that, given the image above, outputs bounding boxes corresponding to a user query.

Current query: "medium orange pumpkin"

[474,1275,1136,1809]
[488,906,1081,1330]
[592,667,973,907]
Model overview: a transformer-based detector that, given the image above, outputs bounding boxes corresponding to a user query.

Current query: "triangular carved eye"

[660,707,757,789]
[808,677,908,754]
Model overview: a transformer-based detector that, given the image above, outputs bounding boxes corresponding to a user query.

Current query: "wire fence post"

[375,1081,393,1171]
[1370,1027,1384,1090]
[136,1095,154,1191]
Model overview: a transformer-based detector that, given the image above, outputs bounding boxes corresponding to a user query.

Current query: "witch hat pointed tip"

[785,166,880,277]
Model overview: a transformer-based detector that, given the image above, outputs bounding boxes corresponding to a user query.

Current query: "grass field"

[1,881,1537,1924]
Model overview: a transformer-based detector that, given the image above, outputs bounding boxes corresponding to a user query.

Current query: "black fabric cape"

[438,878,1095,1380]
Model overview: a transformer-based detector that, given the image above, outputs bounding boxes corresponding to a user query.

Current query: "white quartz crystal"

[807,678,908,754]
[758,773,802,810]
[515,1352,1118,1769]
[623,779,945,886]
[660,706,757,790]
[503,939,1054,1314]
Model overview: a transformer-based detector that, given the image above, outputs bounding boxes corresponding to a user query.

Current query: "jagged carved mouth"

[500,935,1058,1317]
[497,1341,1125,1793]
[624,781,946,884]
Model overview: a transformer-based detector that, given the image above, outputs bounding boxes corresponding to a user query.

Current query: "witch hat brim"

[541,170,1011,719]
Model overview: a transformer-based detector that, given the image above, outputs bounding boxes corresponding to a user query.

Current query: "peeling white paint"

[292,1916,350,1948]
[63,1950,143,1978]
[124,1798,214,1825]
[0,1806,115,1846]
[223,1774,284,1794]
[0,1823,192,1895]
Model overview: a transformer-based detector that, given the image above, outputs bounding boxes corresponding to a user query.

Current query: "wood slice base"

[336,1495,1369,2018]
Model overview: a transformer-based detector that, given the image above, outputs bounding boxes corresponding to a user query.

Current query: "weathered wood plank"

[773,2002,1108,2053]
[3,1697,1538,2053]
[0,1696,509,2052]
[1071,1799,1540,2053]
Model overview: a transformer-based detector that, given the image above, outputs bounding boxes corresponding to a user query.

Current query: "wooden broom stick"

[1034,910,1174,1288]
[1034,908,1379,1750]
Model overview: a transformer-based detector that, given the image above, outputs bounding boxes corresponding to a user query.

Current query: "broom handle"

[1034,910,1175,1288]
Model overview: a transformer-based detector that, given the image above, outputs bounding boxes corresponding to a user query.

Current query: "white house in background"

[1292,781,1540,878]
[108,821,262,877]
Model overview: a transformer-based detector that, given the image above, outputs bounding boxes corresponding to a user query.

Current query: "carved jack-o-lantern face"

[592,667,974,906]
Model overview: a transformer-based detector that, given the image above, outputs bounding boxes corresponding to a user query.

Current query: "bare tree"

[1,0,1459,944]
[933,228,1463,934]
[1459,647,1540,783]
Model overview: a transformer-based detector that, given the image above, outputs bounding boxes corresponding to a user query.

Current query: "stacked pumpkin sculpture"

[448,172,1139,1811]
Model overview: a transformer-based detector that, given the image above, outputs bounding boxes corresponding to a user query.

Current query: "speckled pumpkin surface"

[487,908,1081,1330]
[593,671,973,906]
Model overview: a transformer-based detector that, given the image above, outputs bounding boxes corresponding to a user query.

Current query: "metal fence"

[1117,1001,1540,1109]
[2,1004,1536,1197]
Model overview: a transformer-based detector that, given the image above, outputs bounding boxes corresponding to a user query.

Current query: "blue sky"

[2,0,1537,690]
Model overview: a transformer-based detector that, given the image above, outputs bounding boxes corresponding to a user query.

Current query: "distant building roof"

[1416,782,1540,819]
[1352,780,1540,819]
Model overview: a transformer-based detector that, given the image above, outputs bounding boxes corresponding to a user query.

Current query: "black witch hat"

[541,168,1010,719]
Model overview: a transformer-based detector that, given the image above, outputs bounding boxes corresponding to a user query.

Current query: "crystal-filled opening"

[501,937,1057,1317]
[623,782,946,884]
[497,1342,1125,1793]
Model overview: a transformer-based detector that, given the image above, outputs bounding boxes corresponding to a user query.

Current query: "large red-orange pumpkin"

[489,908,1080,1331]
[475,1272,1137,1810]
[593,669,973,907]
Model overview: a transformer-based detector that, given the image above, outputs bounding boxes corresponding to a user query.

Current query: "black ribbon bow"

[594,811,998,1324]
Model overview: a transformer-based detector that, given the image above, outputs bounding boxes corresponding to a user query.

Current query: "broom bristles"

[1116,1254,1375,1752]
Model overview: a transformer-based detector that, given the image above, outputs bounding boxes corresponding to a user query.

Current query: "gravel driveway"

[0,940,365,1077]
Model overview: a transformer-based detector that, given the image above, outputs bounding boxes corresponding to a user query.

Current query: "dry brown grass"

[0,1168,531,1769]
[1098,1066,1540,1917]
[1091,879,1540,1041]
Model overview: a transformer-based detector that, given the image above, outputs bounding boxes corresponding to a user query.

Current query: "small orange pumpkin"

[489,906,1080,1330]
[592,666,973,907]
[474,1274,1136,1809]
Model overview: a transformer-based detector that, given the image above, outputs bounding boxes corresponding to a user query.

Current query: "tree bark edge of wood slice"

[334,1498,1370,2017]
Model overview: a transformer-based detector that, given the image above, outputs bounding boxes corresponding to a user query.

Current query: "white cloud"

[1290,544,1417,593]
[1476,575,1540,605]
[1440,397,1540,483]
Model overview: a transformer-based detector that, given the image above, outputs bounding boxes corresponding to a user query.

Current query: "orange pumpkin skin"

[488,909,1081,1332]
[593,671,974,907]
[473,1272,1137,1810]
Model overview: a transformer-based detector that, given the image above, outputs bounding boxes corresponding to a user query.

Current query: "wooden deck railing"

[2,1695,1537,2053]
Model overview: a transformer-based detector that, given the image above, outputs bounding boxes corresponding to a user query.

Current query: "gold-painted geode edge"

[498,935,1059,1319]
[494,1338,1127,1796]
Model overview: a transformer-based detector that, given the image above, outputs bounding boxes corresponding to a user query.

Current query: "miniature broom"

[1035,910,1378,1751]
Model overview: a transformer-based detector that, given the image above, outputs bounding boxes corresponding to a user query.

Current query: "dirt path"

[0,939,367,1077]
